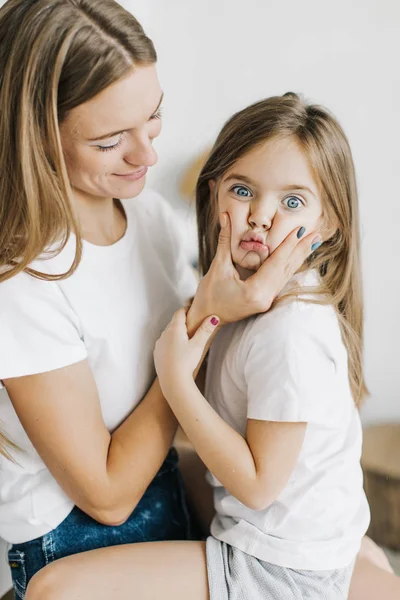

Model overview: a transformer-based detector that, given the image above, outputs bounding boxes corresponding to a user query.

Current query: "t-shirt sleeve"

[244,308,338,425]
[154,192,198,304]
[0,273,87,387]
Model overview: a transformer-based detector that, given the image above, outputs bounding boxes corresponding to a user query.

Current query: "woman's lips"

[240,240,269,255]
[114,166,148,181]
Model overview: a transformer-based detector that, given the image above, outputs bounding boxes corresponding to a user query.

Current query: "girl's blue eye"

[283,195,303,210]
[231,185,252,198]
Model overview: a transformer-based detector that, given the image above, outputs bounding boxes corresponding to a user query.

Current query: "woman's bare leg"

[349,556,400,599]
[349,537,400,600]
[25,541,209,600]
[177,437,400,600]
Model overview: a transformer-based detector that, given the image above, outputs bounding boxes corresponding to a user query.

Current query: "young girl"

[25,94,400,600]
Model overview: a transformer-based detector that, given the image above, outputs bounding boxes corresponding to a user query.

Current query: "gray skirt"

[206,537,354,600]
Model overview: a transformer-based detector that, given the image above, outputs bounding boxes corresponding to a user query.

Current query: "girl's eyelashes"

[230,184,253,199]
[282,195,305,210]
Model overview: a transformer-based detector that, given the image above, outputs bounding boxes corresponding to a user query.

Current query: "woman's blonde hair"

[0,0,156,455]
[197,93,367,405]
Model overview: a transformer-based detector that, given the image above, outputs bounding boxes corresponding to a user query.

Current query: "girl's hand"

[154,308,219,397]
[187,213,320,333]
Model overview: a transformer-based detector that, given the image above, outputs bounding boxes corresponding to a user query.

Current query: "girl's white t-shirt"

[205,271,370,571]
[0,189,198,544]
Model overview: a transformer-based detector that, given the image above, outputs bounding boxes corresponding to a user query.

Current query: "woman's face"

[214,136,324,279]
[60,64,163,204]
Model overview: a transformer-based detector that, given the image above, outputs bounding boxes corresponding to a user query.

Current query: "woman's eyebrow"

[87,92,164,142]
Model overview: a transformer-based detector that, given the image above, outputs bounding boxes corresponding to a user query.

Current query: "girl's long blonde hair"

[197,93,367,406]
[0,0,156,456]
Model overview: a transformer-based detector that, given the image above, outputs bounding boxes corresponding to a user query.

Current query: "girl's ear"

[208,179,216,195]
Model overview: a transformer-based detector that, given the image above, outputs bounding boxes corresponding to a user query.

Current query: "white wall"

[123,0,400,425]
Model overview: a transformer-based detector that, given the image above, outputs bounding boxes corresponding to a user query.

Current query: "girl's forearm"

[161,378,270,510]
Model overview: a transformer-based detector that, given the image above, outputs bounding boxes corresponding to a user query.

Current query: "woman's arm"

[5,362,177,526]
[155,309,306,510]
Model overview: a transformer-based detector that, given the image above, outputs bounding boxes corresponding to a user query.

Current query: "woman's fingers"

[213,212,233,269]
[247,227,322,311]
[265,226,320,276]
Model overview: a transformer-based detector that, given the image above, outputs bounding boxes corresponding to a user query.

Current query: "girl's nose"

[248,199,276,230]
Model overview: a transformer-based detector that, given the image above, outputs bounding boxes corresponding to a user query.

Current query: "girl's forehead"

[224,137,320,192]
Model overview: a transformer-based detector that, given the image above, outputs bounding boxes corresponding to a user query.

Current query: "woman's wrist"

[186,301,207,338]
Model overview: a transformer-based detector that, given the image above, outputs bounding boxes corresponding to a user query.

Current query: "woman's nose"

[123,133,158,167]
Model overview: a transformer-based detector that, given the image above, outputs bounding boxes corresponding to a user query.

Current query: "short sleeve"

[0,272,87,387]
[153,192,198,304]
[172,237,199,305]
[244,306,339,426]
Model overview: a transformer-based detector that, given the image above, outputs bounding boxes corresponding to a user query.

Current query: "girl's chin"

[234,261,261,281]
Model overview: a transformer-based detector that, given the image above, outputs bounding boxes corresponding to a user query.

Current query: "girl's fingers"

[172,307,188,325]
[174,307,191,339]
[191,315,220,351]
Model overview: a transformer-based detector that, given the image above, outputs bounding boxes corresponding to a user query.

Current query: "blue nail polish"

[311,241,322,252]
[297,226,306,239]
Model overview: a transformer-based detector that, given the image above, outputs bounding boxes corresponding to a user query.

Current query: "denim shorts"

[8,447,197,599]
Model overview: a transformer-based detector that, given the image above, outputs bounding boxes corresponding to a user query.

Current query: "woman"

[0,1,395,599]
[0,0,315,596]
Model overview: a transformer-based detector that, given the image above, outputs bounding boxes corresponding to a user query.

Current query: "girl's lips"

[240,240,269,254]
[114,166,148,181]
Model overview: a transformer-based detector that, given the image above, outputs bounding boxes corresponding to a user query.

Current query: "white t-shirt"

[206,271,370,571]
[0,189,198,544]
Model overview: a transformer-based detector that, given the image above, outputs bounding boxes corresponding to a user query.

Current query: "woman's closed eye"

[97,132,125,152]
[282,195,305,211]
[231,185,253,199]
[96,109,162,152]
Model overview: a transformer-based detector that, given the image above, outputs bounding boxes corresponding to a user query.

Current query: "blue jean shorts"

[8,448,197,599]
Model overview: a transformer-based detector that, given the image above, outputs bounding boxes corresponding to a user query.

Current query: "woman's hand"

[187,213,320,334]
[154,308,219,397]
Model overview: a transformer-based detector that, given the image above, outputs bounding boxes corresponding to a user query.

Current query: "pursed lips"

[240,232,269,255]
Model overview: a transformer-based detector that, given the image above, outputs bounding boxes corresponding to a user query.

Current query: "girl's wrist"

[161,373,196,404]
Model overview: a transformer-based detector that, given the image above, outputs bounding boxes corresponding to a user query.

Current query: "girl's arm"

[155,309,306,510]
